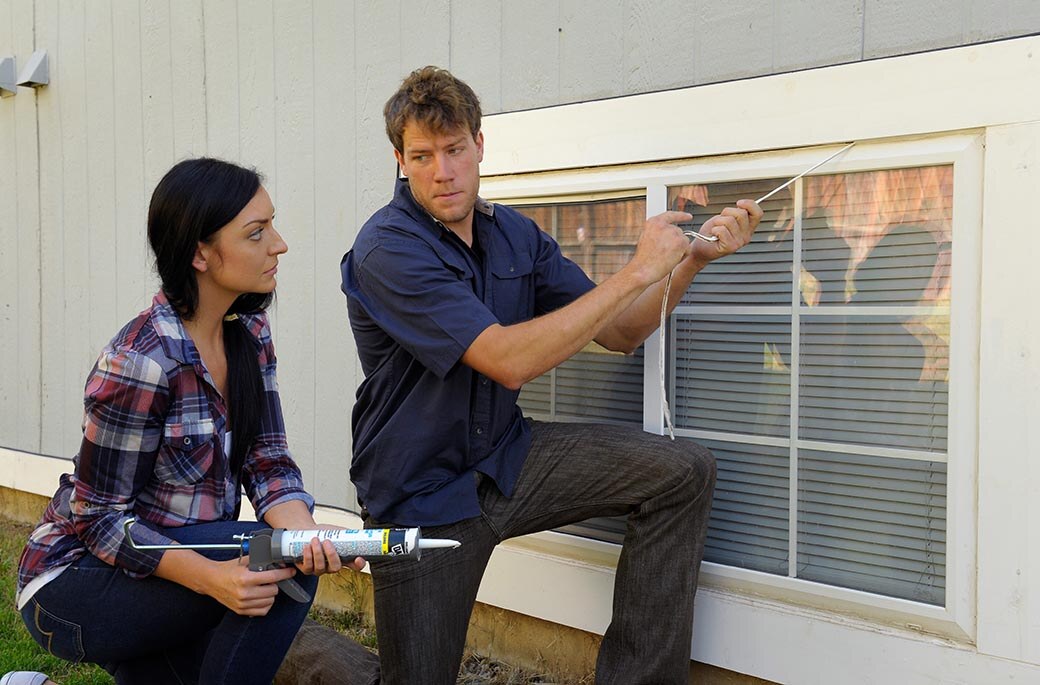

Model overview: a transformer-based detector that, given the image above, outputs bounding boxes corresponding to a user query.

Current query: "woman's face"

[197,186,287,297]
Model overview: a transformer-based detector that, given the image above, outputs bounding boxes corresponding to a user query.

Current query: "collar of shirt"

[150,291,264,393]
[389,177,495,239]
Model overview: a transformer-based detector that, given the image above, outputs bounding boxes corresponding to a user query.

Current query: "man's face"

[394,122,484,235]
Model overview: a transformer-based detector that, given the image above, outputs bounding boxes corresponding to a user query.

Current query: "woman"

[8,158,364,685]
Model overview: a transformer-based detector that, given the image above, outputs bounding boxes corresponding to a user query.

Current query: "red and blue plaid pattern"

[17,292,313,595]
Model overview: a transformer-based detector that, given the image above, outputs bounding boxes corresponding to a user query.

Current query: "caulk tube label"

[275,528,422,562]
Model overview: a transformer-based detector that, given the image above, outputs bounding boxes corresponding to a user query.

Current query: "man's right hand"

[629,211,695,285]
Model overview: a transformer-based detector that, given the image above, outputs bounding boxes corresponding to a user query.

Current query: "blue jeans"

[365,419,716,685]
[20,520,317,685]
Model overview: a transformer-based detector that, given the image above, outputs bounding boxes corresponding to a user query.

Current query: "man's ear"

[192,243,209,273]
[394,148,407,178]
[475,130,484,164]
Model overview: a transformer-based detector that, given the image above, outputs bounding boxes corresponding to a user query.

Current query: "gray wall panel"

[2,0,1040,509]
[774,0,864,72]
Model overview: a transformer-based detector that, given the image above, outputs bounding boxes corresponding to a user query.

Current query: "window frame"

[481,131,983,639]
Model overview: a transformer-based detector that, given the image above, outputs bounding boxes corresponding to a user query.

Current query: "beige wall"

[4,0,1040,507]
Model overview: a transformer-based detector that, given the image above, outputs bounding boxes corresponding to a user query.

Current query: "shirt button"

[475,427,484,435]
[509,266,515,273]
[480,376,489,386]
[183,437,192,446]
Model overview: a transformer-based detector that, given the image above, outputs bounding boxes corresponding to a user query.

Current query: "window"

[516,196,647,427]
[670,168,951,605]
[490,136,973,618]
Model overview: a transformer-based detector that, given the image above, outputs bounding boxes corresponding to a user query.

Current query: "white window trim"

[482,131,981,642]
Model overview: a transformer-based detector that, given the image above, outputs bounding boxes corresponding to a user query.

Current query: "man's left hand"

[687,199,763,266]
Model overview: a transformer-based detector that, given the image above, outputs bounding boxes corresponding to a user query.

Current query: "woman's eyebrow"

[243,212,275,227]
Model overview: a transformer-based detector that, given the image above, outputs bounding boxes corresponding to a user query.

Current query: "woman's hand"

[206,556,299,616]
[294,524,367,575]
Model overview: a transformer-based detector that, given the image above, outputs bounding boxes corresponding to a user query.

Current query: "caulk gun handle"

[245,528,311,603]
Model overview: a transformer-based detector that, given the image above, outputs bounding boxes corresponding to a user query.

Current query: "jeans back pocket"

[23,598,86,663]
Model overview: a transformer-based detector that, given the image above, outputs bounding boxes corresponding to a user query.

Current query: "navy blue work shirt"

[341,178,595,526]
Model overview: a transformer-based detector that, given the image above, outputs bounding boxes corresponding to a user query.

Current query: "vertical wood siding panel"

[140,0,176,338]
[0,0,19,448]
[57,0,91,456]
[170,0,206,157]
[35,0,65,456]
[272,0,317,481]
[500,0,559,110]
[399,0,450,72]
[622,0,696,94]
[140,0,175,189]
[773,0,863,73]
[449,0,501,113]
[237,0,277,339]
[203,0,241,160]
[692,0,774,84]
[559,0,624,103]
[12,0,43,451]
[84,0,119,348]
[967,1,1040,43]
[353,3,401,221]
[864,0,967,59]
[313,0,357,508]
[111,0,151,319]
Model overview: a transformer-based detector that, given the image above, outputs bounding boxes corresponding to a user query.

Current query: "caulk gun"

[123,517,461,602]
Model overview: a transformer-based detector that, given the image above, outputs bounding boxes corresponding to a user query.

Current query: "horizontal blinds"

[674,315,791,438]
[519,347,644,425]
[800,316,949,452]
[797,450,946,605]
[670,180,794,307]
[518,373,551,416]
[702,440,790,575]
[555,348,644,423]
[516,197,646,427]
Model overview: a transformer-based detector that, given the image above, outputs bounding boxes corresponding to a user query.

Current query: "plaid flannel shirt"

[16,292,314,596]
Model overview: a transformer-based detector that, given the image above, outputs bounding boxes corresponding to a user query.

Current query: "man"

[340,66,762,684]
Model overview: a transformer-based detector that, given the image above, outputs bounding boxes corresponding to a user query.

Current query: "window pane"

[674,315,791,438]
[556,345,644,423]
[703,440,790,575]
[669,180,793,306]
[557,200,644,283]
[801,167,952,307]
[800,315,949,453]
[514,198,646,425]
[797,450,946,605]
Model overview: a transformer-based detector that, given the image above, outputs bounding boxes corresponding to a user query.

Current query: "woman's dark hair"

[148,157,269,478]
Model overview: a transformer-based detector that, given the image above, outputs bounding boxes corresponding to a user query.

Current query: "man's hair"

[384,66,481,152]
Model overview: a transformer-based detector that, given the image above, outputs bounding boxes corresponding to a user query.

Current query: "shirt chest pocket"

[156,419,216,485]
[490,257,534,325]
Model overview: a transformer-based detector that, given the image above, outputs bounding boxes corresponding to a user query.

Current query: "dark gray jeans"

[365,419,716,685]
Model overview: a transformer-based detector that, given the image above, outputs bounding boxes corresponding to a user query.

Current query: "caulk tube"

[272,527,458,562]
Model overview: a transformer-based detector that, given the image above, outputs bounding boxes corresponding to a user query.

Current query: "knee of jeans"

[671,440,717,495]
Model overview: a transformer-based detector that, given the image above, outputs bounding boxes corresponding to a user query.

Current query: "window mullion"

[789,178,804,579]
[643,184,667,434]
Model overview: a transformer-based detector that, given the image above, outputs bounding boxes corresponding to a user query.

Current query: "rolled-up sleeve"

[71,348,173,577]
[242,312,315,519]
